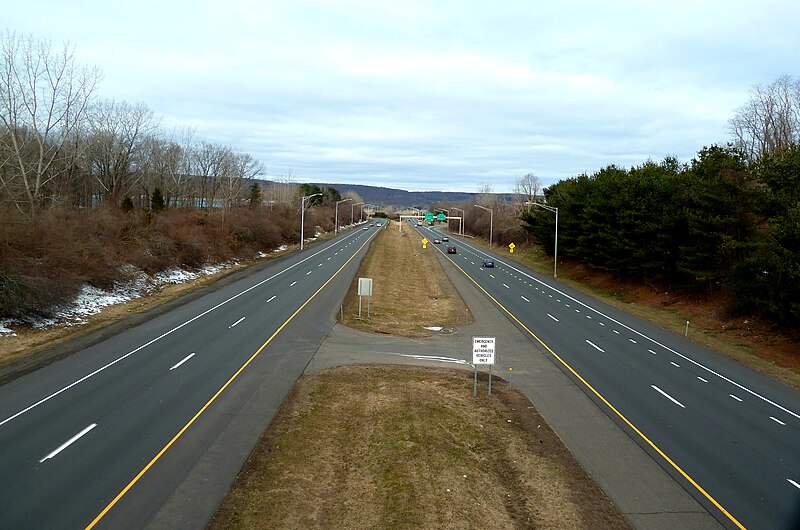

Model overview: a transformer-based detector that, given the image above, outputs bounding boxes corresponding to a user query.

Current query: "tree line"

[0,31,267,216]
[521,143,799,328]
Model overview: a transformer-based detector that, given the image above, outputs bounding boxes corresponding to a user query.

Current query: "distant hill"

[310,183,511,208]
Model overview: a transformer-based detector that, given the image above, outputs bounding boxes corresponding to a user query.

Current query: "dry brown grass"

[340,222,472,337]
[209,366,630,530]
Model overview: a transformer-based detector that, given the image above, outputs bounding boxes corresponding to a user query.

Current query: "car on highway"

[482,258,494,267]
[442,236,449,242]
[362,226,369,230]
[447,246,457,254]
[433,238,441,244]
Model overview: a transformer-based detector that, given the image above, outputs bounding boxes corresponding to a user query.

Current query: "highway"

[0,223,382,529]
[415,222,800,530]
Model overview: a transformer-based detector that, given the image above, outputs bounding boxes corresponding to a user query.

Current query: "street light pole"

[335,198,352,235]
[351,202,363,225]
[529,202,559,278]
[474,204,493,250]
[300,193,322,251]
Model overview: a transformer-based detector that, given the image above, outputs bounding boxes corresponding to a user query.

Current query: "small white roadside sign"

[472,336,496,365]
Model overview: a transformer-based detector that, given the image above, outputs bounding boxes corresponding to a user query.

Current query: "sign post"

[472,336,496,398]
[358,277,373,319]
[509,242,516,253]
[422,237,428,248]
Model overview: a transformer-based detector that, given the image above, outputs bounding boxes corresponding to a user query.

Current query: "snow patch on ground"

[0,258,250,335]
[424,326,444,332]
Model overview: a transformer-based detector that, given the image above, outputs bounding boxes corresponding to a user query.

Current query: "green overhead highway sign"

[436,213,446,221]
[424,211,434,220]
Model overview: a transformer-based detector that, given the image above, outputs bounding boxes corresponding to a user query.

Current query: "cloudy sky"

[6,0,798,192]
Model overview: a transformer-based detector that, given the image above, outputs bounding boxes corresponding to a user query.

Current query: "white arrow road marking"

[267,295,276,303]
[586,340,604,352]
[40,424,97,463]
[652,385,685,408]
[169,352,195,371]
[229,317,246,328]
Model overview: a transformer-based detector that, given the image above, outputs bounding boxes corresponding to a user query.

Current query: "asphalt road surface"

[0,223,382,529]
[414,221,800,530]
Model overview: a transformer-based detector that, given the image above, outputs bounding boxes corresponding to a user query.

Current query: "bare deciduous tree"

[513,172,541,213]
[729,75,800,160]
[0,31,99,215]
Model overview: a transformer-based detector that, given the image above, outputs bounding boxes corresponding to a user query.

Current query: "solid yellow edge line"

[85,232,377,530]
[436,247,747,530]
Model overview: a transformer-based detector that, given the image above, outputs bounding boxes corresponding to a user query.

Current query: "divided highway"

[0,224,381,529]
[415,222,800,529]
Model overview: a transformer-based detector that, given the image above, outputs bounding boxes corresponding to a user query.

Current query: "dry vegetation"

[0,204,322,322]
[339,221,472,337]
[210,366,630,530]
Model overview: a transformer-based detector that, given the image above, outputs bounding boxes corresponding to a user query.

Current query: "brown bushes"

[0,204,307,321]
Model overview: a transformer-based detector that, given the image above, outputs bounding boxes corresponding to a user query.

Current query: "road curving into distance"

[415,221,800,530]
[0,223,384,529]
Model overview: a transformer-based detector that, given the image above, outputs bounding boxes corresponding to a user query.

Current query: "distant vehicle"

[362,226,369,230]
[482,258,494,268]
[442,236,449,242]
[447,246,457,254]
[433,238,441,244]
[376,223,382,227]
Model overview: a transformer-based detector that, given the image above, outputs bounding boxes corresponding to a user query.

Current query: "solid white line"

[730,394,743,402]
[0,229,372,429]
[229,317,246,328]
[39,423,97,462]
[652,385,686,408]
[770,416,786,425]
[462,245,800,420]
[169,352,195,371]
[698,376,709,383]
[671,361,680,368]
[502,283,510,289]
[547,313,559,322]
[586,340,605,352]
[788,479,800,490]
[267,295,276,303]
[290,281,297,286]
[521,295,530,302]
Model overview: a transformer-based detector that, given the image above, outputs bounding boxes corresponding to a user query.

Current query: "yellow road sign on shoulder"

[509,242,516,253]
[422,237,428,246]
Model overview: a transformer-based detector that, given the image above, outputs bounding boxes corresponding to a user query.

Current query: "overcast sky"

[6,0,799,192]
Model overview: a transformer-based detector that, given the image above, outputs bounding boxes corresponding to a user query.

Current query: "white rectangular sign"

[472,336,496,365]
[358,277,373,296]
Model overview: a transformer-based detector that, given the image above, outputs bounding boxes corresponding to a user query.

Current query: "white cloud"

[4,0,799,193]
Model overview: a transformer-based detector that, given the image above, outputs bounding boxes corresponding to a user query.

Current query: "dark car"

[442,236,449,242]
[447,246,457,254]
[482,258,495,268]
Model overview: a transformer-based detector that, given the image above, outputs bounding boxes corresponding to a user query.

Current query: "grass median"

[211,222,631,529]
